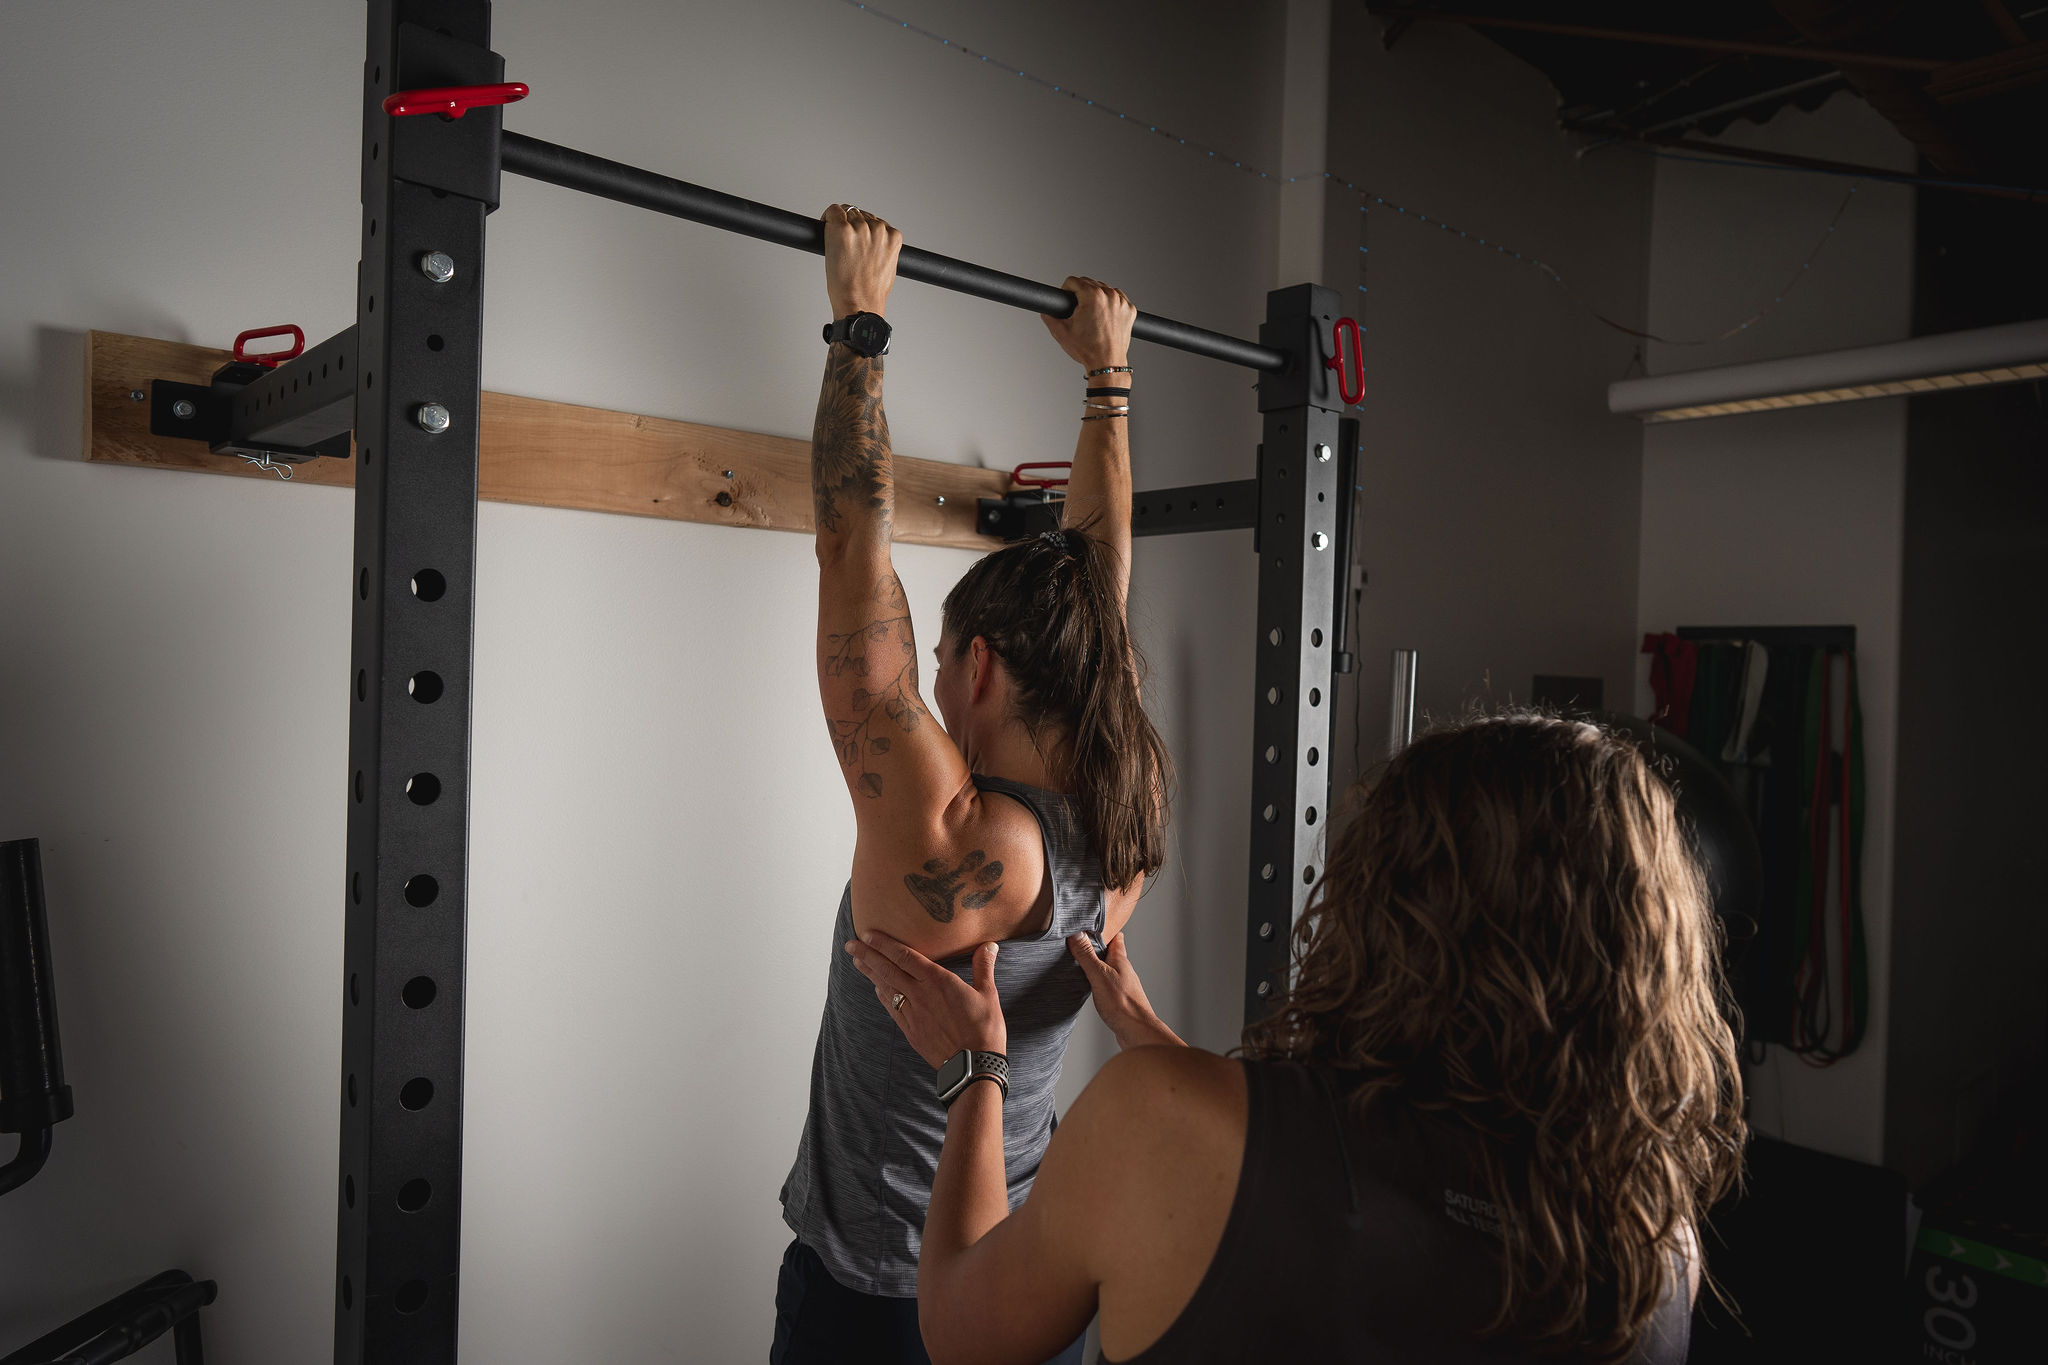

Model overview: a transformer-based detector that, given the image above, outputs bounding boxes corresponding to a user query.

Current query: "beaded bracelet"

[1085,364,1134,378]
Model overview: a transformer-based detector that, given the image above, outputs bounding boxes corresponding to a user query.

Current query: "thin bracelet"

[1082,401,1131,412]
[1081,412,1129,421]
[1085,386,1131,398]
[1086,365,1134,378]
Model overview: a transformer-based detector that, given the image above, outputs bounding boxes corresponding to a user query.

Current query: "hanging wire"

[238,452,294,481]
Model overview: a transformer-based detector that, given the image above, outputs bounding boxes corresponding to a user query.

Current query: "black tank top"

[1105,1060,1691,1364]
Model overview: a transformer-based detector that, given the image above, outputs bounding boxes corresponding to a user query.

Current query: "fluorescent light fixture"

[1609,319,2048,423]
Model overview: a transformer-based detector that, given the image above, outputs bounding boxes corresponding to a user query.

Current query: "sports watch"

[935,1049,1010,1108]
[823,310,892,357]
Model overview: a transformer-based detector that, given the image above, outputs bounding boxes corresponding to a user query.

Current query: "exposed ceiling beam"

[1568,125,2048,203]
[1363,5,1953,71]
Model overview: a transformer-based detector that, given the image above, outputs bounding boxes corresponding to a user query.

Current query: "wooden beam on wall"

[83,331,1013,551]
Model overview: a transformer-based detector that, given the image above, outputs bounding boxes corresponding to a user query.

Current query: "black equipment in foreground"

[0,838,70,1199]
[0,1272,219,1365]
[139,4,1357,1357]
[0,840,219,1364]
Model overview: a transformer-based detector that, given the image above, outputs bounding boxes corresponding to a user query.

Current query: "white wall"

[0,1,1284,1358]
[1320,11,1652,790]
[1634,96,1917,1166]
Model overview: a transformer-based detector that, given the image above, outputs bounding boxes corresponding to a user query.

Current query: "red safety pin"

[1327,317,1365,406]
[233,324,305,368]
[1011,462,1072,489]
[381,82,529,119]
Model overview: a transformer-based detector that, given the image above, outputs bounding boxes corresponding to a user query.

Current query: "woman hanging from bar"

[850,711,1745,1364]
[773,205,1172,1365]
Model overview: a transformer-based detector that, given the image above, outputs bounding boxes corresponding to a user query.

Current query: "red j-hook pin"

[1327,317,1364,406]
[381,83,529,119]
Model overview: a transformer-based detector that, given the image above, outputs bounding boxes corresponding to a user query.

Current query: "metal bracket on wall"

[148,325,360,464]
[976,489,1064,541]
[977,478,1262,544]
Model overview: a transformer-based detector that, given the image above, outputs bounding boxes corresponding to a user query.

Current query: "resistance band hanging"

[1790,649,1868,1063]
[1650,628,1868,1064]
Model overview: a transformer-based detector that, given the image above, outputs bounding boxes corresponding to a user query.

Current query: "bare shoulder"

[852,774,1052,956]
[1039,1049,1247,1359]
[1062,1048,1246,1164]
[1097,1045,1244,1102]
[1035,1047,1246,1241]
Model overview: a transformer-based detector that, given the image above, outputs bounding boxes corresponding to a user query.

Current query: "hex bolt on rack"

[140,3,1360,1357]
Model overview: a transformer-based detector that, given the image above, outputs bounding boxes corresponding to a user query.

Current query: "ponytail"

[941,524,1172,889]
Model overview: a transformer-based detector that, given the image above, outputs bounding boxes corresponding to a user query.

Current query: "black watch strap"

[822,311,892,357]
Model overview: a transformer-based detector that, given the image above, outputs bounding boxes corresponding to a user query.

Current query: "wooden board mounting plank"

[84,330,1015,551]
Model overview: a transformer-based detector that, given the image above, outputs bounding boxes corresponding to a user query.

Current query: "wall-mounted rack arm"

[149,326,359,464]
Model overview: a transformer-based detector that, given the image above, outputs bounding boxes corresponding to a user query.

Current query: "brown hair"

[1242,710,1745,1360]
[940,525,1171,890]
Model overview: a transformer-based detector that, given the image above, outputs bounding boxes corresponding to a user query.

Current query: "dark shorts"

[771,1238,1087,1365]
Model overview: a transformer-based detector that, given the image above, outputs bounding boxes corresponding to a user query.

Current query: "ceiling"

[1365,2,2048,196]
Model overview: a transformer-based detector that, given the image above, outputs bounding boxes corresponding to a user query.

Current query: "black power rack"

[141,4,1361,1357]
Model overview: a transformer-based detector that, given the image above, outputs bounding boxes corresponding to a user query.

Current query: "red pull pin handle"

[1011,462,1072,490]
[1327,317,1365,406]
[382,82,529,119]
[234,324,305,368]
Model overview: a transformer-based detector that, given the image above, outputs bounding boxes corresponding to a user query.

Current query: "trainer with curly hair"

[851,711,1745,1364]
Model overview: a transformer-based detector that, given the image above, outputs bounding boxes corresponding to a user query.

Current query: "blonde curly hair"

[1242,710,1746,1360]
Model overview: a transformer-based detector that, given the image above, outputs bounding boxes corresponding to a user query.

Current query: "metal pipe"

[1387,649,1418,757]
[1631,72,1847,138]
[499,132,1289,373]
[1610,318,2048,417]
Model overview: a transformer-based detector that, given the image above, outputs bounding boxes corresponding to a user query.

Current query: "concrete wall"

[1319,11,1652,791]
[1634,96,1918,1166]
[0,1,1284,1357]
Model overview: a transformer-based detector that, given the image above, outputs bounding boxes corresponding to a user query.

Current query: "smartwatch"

[935,1049,1009,1108]
[823,311,892,357]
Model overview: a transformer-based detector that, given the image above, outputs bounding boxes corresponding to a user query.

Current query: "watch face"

[935,1051,968,1096]
[851,316,883,351]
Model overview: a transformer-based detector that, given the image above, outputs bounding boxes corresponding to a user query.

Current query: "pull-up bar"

[499,131,1290,374]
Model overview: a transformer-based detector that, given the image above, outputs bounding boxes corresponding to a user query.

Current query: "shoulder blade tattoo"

[904,849,1005,923]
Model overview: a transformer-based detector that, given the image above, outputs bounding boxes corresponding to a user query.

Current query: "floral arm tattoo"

[815,342,920,797]
[822,573,929,798]
[811,345,893,538]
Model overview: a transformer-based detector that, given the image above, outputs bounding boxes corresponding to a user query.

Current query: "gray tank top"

[780,774,1108,1296]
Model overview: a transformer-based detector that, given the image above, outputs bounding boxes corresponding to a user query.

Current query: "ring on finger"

[890,991,907,1012]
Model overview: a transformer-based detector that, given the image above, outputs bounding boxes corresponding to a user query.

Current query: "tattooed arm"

[812,206,1046,958]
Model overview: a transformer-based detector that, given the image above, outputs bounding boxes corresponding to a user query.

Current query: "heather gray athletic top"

[781,773,1108,1297]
